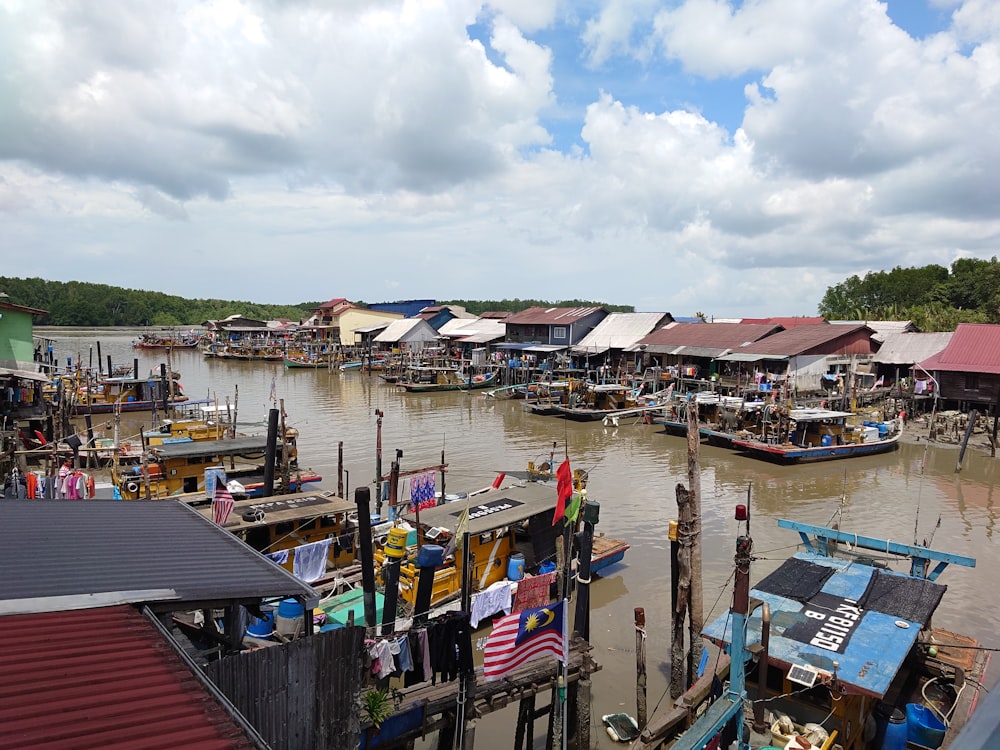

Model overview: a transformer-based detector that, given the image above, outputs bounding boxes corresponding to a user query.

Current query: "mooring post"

[575,675,592,750]
[635,607,647,729]
[514,694,535,750]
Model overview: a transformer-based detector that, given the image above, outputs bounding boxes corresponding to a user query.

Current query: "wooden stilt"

[545,685,557,750]
[635,607,647,728]
[575,676,591,750]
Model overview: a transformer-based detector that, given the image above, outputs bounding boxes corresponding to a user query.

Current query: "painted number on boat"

[785,592,863,654]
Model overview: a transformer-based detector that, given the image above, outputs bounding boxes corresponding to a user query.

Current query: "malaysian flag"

[483,600,567,681]
[409,471,437,511]
[213,482,236,526]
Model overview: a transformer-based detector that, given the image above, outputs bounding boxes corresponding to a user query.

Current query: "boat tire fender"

[125,481,139,494]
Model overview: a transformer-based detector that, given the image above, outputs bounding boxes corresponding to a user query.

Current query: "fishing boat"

[64,371,188,415]
[114,434,321,500]
[548,382,640,421]
[655,393,766,447]
[284,355,328,369]
[730,407,902,463]
[132,332,202,349]
[381,470,628,614]
[635,517,990,750]
[194,489,360,573]
[396,368,500,393]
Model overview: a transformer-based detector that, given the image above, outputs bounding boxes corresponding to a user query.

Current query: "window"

[965,373,979,390]
[553,326,567,339]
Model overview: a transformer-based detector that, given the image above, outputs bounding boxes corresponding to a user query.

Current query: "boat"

[655,392,767,447]
[193,489,360,574]
[548,382,641,421]
[284,355,328,369]
[114,434,322,500]
[132,332,202,349]
[381,469,628,614]
[638,517,990,750]
[63,371,188,415]
[730,407,902,463]
[396,368,500,393]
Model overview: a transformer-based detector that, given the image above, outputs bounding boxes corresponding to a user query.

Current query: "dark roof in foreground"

[0,499,316,614]
[0,605,260,749]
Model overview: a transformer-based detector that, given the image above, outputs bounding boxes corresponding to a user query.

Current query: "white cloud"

[1,0,998,318]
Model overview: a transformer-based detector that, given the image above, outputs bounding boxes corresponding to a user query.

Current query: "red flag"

[483,600,567,681]
[552,459,572,525]
[213,483,235,526]
[492,472,506,489]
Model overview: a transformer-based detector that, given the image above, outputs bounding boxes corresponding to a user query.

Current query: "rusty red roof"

[918,323,1000,375]
[740,316,826,328]
[0,605,259,749]
[637,322,781,349]
[505,306,605,324]
[735,323,874,357]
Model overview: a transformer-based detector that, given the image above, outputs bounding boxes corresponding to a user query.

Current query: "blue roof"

[702,553,943,698]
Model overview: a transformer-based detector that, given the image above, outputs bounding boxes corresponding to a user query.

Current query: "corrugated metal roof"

[917,323,1000,374]
[0,500,316,611]
[873,332,952,365]
[830,320,919,340]
[631,322,781,351]
[739,316,826,328]
[373,318,437,343]
[505,306,605,325]
[0,605,260,749]
[573,312,671,352]
[733,323,872,357]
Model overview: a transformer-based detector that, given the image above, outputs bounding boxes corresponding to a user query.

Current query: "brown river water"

[46,329,999,747]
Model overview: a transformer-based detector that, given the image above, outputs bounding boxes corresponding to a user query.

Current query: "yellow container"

[385,527,408,559]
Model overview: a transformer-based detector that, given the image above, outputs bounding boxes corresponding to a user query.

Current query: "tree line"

[817,257,1000,331]
[0,277,633,327]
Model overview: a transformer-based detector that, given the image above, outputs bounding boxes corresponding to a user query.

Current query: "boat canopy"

[406,481,556,536]
[195,490,355,531]
[150,435,274,460]
[702,552,946,698]
[787,408,855,421]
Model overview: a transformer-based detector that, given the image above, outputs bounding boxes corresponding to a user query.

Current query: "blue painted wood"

[668,696,742,750]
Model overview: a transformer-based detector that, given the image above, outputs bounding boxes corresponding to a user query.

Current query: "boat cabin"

[385,480,563,609]
[195,490,359,572]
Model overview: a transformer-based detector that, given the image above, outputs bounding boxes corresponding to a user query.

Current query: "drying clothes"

[470,580,513,628]
[266,550,290,565]
[368,639,395,679]
[512,572,556,613]
[292,538,331,583]
[427,612,474,683]
[396,635,413,673]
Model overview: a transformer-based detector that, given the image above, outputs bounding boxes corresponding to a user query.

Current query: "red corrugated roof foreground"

[0,605,257,750]
[918,323,1000,375]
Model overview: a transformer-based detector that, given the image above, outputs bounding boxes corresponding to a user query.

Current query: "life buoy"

[125,481,139,494]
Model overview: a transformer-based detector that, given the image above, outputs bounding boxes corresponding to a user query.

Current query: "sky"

[2,0,999,318]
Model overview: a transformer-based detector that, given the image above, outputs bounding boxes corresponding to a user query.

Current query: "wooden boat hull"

[397,371,499,392]
[284,358,327,369]
[590,535,629,573]
[731,431,901,463]
[76,396,189,415]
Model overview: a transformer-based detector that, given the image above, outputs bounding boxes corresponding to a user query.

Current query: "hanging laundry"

[409,471,436,511]
[266,550,290,565]
[470,579,513,628]
[292,538,331,582]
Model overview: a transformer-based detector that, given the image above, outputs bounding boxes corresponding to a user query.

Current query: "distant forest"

[4,259,997,330]
[0,277,633,326]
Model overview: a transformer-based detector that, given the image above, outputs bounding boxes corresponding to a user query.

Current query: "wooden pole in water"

[685,397,704,685]
[338,441,344,498]
[956,408,978,473]
[635,607,647,729]
[671,485,690,699]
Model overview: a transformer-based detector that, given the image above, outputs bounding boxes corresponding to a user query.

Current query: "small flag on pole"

[483,600,568,681]
[552,459,573,525]
[213,482,235,526]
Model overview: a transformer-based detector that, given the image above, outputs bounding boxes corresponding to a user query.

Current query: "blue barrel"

[882,707,907,750]
[906,703,946,749]
[277,598,304,619]
[417,544,444,568]
[821,434,832,446]
[247,607,274,637]
[507,553,525,581]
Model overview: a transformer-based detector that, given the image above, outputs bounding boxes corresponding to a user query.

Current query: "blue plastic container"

[882,707,907,750]
[821,434,833,446]
[247,608,274,637]
[507,552,525,581]
[277,598,305,619]
[539,561,556,575]
[417,544,444,568]
[906,703,946,749]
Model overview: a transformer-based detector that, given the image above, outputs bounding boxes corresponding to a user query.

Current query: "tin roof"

[373,317,437,343]
[733,323,872,357]
[149,435,274,460]
[631,322,781,353]
[702,552,945,698]
[0,605,260,749]
[402,481,557,536]
[573,312,672,353]
[0,500,317,614]
[740,316,826,328]
[917,323,1000,374]
[873,332,952,366]
[505,306,605,325]
[198,490,356,532]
